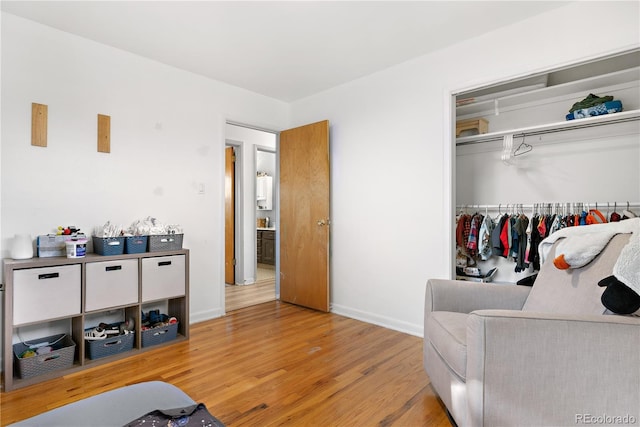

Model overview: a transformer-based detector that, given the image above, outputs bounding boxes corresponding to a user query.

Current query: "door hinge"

[232,258,237,266]
[232,155,236,162]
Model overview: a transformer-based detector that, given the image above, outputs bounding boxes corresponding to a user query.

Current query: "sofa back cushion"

[522,233,630,314]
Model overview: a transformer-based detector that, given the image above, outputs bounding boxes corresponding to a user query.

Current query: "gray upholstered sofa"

[424,224,640,427]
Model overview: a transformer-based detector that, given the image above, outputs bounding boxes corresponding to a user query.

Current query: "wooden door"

[280,120,330,312]
[224,146,235,285]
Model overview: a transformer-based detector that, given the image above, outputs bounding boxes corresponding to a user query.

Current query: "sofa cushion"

[426,311,468,380]
[522,233,630,315]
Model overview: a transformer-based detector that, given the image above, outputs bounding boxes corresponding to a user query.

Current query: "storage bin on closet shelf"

[455,118,489,137]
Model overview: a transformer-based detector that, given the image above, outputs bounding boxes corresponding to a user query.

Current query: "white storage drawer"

[141,255,185,302]
[13,264,81,325]
[86,259,139,311]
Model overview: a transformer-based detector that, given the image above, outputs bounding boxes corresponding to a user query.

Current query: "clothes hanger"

[502,134,514,164]
[513,136,533,157]
[622,201,637,218]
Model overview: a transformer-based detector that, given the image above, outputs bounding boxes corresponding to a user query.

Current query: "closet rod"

[456,202,640,211]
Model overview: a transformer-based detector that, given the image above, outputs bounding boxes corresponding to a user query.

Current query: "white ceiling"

[1,1,570,102]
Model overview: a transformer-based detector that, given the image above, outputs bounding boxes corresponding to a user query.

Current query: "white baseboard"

[189,304,424,338]
[330,303,423,338]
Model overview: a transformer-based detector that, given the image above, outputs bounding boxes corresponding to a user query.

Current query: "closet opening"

[451,48,640,284]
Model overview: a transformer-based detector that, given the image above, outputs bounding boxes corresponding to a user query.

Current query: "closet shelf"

[456,66,640,117]
[455,109,640,146]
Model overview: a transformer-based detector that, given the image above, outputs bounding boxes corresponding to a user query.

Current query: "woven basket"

[125,236,148,254]
[13,334,76,379]
[93,236,125,256]
[142,322,178,347]
[148,234,183,252]
[86,332,135,360]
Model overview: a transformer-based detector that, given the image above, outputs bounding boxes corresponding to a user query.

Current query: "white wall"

[290,2,640,336]
[0,13,290,328]
[225,124,276,284]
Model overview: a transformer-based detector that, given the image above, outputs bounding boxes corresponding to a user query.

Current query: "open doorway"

[224,123,278,312]
[256,147,277,284]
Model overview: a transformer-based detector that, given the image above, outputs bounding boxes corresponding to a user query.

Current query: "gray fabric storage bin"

[85,332,135,360]
[125,236,148,254]
[142,323,178,347]
[93,236,126,255]
[13,334,76,379]
[148,234,183,252]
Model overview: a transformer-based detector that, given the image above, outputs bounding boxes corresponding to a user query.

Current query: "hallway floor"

[225,264,276,312]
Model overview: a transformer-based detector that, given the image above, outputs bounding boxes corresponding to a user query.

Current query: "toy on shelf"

[57,226,81,236]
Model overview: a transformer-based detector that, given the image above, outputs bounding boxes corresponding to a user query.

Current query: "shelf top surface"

[3,249,190,268]
[456,66,640,116]
[456,109,640,145]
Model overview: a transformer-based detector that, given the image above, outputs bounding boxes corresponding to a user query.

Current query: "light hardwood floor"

[225,264,276,312]
[1,301,449,426]
[256,263,276,281]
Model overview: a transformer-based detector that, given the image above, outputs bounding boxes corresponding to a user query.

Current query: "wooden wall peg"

[97,114,111,153]
[31,103,48,147]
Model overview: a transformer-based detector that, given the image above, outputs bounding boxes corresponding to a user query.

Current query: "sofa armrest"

[424,279,531,316]
[466,310,640,427]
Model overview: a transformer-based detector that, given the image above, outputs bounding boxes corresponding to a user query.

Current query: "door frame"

[225,140,244,285]
[223,121,280,312]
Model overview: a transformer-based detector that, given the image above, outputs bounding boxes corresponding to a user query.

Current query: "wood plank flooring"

[226,264,276,312]
[1,301,449,426]
[225,279,276,312]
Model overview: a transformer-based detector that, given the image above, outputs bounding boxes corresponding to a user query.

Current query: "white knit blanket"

[538,217,640,295]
